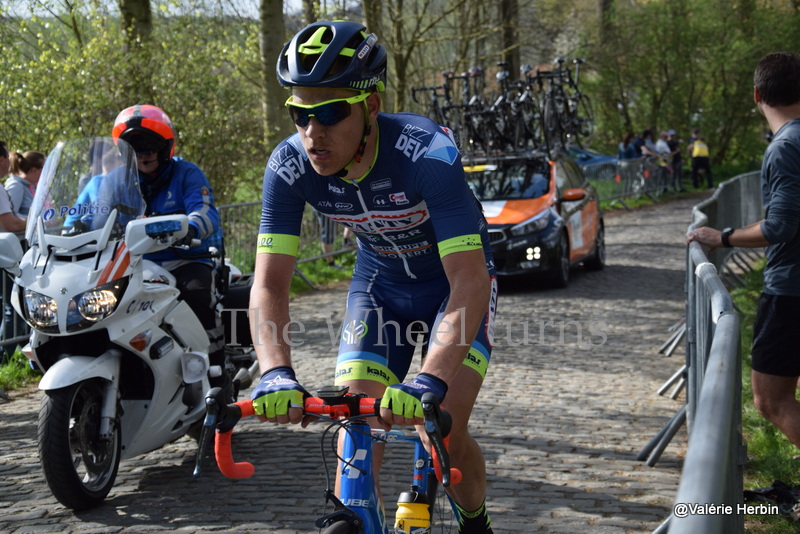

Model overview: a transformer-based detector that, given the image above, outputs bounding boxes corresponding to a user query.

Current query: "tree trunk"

[118,0,153,100]
[302,0,318,25]
[363,0,383,37]
[500,0,519,77]
[119,0,152,44]
[260,0,292,148]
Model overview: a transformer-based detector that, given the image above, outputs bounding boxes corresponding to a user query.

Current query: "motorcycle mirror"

[125,214,189,256]
[0,233,23,276]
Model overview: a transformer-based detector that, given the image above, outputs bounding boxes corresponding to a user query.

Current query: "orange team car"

[464,150,605,287]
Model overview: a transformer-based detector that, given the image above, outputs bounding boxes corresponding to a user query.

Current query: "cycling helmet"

[277,20,386,92]
[111,104,176,164]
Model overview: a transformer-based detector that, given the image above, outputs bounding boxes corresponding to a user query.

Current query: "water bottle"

[394,486,430,533]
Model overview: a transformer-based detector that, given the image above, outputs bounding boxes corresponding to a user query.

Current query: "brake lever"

[193,387,224,478]
[421,391,453,487]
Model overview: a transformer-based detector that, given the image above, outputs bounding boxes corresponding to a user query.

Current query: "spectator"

[688,130,713,189]
[6,150,45,218]
[667,129,685,192]
[687,51,800,450]
[0,142,25,233]
[655,131,672,159]
[0,141,27,362]
[640,129,661,158]
[618,130,639,160]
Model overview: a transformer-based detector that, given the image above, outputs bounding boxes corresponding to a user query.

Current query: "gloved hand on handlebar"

[251,366,309,422]
[176,225,198,247]
[381,373,448,423]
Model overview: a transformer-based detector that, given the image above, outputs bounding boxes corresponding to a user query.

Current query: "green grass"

[0,348,40,391]
[732,259,800,533]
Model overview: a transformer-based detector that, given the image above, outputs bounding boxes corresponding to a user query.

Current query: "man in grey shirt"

[688,51,800,448]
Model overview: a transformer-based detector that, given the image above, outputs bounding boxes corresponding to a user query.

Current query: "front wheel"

[426,471,458,533]
[38,379,121,510]
[320,520,359,534]
[584,222,606,271]
[546,232,570,289]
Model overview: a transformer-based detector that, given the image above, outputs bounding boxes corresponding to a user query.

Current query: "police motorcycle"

[0,137,255,510]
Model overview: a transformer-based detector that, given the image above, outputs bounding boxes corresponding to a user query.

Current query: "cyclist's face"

[290,87,372,177]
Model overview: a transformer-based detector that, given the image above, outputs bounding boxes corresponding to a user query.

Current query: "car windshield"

[465,160,550,201]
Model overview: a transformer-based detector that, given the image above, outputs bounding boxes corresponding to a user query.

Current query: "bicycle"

[194,385,463,533]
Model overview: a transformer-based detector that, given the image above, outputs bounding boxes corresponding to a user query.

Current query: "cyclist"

[111,105,230,399]
[249,20,497,534]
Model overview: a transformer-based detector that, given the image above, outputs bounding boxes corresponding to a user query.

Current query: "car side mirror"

[0,233,23,276]
[559,188,586,202]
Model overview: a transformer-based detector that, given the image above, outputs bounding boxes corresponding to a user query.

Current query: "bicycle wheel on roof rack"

[518,93,544,151]
[541,97,561,158]
[574,93,595,146]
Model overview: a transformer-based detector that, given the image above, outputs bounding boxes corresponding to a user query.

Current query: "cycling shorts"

[333,270,497,386]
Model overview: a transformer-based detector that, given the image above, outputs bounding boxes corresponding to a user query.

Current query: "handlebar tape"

[215,399,256,479]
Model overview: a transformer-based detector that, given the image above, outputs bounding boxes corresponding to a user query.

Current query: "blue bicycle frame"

[339,422,435,533]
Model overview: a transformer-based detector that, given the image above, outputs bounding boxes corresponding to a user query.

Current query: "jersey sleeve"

[257,138,308,256]
[412,125,485,258]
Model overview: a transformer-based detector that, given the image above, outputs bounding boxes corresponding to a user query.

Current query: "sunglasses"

[285,92,371,128]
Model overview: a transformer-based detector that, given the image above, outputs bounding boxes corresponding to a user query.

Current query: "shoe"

[327,261,346,271]
[744,480,800,518]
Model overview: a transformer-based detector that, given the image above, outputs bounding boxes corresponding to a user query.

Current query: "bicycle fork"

[316,424,436,534]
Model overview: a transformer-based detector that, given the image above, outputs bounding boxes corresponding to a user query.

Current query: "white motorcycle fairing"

[1,137,221,510]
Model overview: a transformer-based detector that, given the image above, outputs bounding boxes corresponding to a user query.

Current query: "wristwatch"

[720,227,735,248]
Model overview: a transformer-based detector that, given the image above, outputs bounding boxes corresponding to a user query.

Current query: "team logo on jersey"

[335,202,354,211]
[389,192,409,205]
[328,183,347,195]
[396,124,432,162]
[317,200,333,208]
[370,177,392,191]
[332,206,430,234]
[342,320,368,344]
[424,131,459,165]
[269,143,307,186]
[372,195,389,207]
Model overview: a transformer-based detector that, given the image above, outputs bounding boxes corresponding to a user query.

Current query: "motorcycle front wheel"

[38,379,121,510]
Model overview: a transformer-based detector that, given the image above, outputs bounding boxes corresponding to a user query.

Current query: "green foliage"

[0,0,266,204]
[583,0,800,170]
[0,348,40,391]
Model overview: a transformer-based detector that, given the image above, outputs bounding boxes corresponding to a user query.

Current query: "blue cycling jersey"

[258,112,494,280]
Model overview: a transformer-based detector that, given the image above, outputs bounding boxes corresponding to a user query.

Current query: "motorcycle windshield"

[26,137,146,249]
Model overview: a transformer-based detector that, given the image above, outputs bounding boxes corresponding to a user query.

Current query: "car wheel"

[584,221,605,271]
[548,232,570,288]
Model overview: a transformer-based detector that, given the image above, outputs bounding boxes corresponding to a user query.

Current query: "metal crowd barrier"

[217,201,355,287]
[584,156,677,208]
[645,171,761,534]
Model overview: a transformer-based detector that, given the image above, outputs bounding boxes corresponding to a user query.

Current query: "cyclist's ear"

[366,93,382,121]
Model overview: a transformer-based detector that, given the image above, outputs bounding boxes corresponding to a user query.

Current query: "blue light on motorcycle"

[145,220,182,236]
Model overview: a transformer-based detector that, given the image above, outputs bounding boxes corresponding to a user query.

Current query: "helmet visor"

[285,92,370,128]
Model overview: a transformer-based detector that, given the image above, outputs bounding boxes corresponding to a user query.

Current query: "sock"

[454,500,493,534]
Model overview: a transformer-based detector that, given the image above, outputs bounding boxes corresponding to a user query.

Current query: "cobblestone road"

[0,194,703,534]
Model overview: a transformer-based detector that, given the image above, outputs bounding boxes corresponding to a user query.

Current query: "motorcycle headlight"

[510,213,549,236]
[67,278,129,332]
[24,290,59,332]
